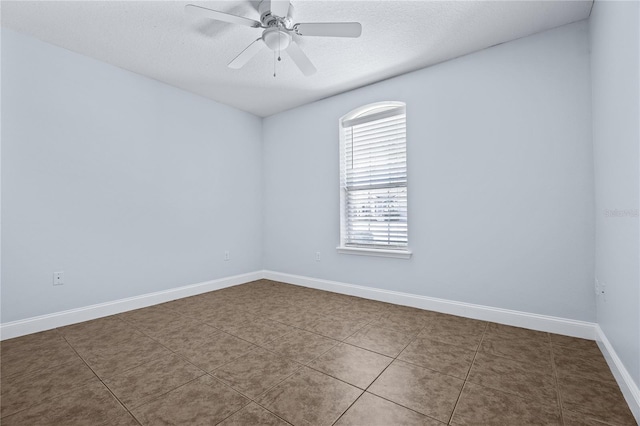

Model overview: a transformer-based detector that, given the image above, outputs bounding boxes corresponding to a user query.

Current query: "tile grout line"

[447,322,489,425]
[329,308,402,426]
[330,391,367,426]
[126,315,306,415]
[215,357,304,404]
[204,310,378,426]
[195,372,260,426]
[329,305,406,426]
[244,310,378,345]
[58,316,233,425]
[127,375,210,418]
[117,312,271,382]
[234,334,350,404]
[99,318,212,379]
[331,314,437,426]
[550,340,567,426]
[58,332,144,426]
[235,404,295,426]
[0,339,98,421]
[549,341,630,426]
[206,334,341,412]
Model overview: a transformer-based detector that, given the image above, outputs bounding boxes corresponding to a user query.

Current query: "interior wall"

[1,29,263,323]
[589,0,640,388]
[263,21,596,321]
[1,19,606,329]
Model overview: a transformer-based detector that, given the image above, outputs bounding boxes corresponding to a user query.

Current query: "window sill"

[336,246,412,259]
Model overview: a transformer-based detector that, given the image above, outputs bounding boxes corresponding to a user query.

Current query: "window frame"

[337,101,412,259]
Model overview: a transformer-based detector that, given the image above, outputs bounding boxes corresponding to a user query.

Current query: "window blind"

[340,104,408,249]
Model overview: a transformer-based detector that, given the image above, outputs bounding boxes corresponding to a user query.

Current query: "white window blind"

[339,102,408,251]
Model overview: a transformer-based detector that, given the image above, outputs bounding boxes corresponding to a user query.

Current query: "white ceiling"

[2,1,592,117]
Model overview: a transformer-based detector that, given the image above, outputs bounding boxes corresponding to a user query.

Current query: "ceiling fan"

[185,1,362,76]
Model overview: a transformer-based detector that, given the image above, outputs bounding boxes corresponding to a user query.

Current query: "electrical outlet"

[224,250,230,261]
[315,251,321,262]
[53,271,64,286]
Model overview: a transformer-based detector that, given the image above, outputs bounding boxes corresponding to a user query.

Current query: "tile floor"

[0,279,636,425]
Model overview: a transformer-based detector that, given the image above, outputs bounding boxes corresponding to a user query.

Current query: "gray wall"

[1,29,263,322]
[4,16,623,335]
[263,21,596,321]
[590,0,640,388]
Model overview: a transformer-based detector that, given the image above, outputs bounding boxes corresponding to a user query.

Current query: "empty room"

[1,0,639,425]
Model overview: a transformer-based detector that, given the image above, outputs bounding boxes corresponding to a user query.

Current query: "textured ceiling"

[2,1,592,117]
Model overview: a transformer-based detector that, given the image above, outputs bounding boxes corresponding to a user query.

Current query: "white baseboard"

[262,270,597,339]
[0,269,597,342]
[0,271,262,340]
[596,325,640,423]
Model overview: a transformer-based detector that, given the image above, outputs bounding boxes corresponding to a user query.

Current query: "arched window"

[338,102,411,258]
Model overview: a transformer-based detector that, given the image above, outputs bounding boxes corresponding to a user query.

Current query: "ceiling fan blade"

[269,0,290,18]
[228,38,266,69]
[285,41,317,76]
[185,4,261,28]
[295,22,362,38]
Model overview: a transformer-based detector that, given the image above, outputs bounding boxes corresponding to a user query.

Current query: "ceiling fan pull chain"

[277,21,282,62]
[273,49,276,77]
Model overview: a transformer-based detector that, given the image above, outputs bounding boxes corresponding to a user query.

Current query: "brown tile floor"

[1,279,636,426]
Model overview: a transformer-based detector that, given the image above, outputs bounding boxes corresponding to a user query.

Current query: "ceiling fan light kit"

[185,0,362,76]
[262,27,291,51]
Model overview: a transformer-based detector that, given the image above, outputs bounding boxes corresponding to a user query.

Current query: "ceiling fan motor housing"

[258,1,293,28]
